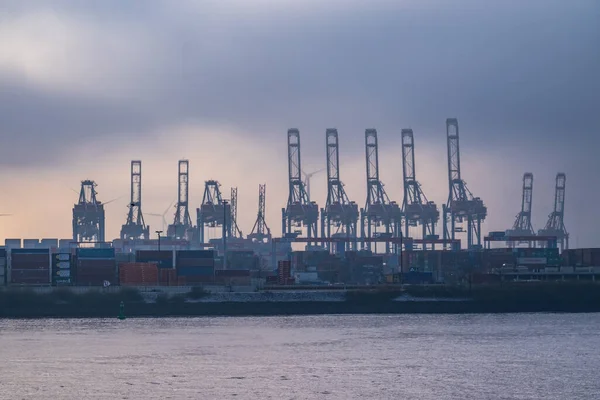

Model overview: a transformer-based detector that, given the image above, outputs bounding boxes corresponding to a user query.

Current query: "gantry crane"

[167,160,194,240]
[320,129,359,251]
[120,160,149,240]
[401,129,439,248]
[248,184,271,243]
[282,129,319,242]
[442,118,487,249]
[197,180,230,244]
[360,129,402,253]
[538,173,569,250]
[73,180,105,243]
[506,173,536,245]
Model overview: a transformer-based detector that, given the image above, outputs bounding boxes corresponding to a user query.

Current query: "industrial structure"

[120,161,149,240]
[506,173,535,244]
[320,129,359,251]
[23,118,579,262]
[539,173,569,250]
[401,129,439,247]
[230,187,243,238]
[282,129,319,241]
[360,129,402,253]
[442,118,487,249]
[197,180,230,244]
[72,180,105,243]
[167,160,194,240]
[248,184,271,243]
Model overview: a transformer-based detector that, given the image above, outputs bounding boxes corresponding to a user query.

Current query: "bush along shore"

[1,282,600,318]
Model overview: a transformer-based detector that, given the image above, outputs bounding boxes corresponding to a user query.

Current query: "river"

[1,314,599,399]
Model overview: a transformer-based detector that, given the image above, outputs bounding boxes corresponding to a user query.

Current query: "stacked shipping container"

[0,249,6,286]
[175,250,215,285]
[119,263,159,286]
[75,248,117,286]
[136,250,174,268]
[10,248,50,285]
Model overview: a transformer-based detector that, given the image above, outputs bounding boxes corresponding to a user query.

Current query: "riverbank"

[1,282,600,318]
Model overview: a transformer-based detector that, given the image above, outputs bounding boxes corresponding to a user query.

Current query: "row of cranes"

[72,160,271,245]
[71,118,567,252]
[283,119,487,252]
[506,172,569,250]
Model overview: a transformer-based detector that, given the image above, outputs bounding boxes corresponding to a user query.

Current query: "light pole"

[222,200,228,270]
[156,230,163,251]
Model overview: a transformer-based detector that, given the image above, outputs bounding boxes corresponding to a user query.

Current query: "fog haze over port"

[0,0,598,246]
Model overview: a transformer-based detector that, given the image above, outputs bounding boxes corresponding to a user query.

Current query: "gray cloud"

[0,0,598,244]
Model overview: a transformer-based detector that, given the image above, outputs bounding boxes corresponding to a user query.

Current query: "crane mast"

[282,129,318,242]
[72,180,105,243]
[401,129,439,247]
[249,184,271,242]
[320,129,359,251]
[507,173,535,240]
[167,159,194,240]
[197,180,229,244]
[442,118,487,249]
[539,173,568,250]
[360,129,401,253]
[120,160,149,240]
[230,187,243,238]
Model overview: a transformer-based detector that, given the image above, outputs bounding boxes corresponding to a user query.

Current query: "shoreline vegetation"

[1,283,600,318]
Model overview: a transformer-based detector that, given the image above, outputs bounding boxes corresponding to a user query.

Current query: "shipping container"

[11,269,50,284]
[119,263,159,286]
[40,239,59,248]
[58,239,74,249]
[77,248,115,259]
[215,269,251,277]
[136,250,174,268]
[176,250,215,259]
[176,257,214,268]
[177,266,215,277]
[77,258,116,269]
[23,239,40,248]
[11,248,50,255]
[5,239,22,249]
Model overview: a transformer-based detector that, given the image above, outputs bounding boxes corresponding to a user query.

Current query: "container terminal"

[0,119,595,292]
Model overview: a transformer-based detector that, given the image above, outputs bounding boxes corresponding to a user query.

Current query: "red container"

[11,269,50,282]
[9,261,50,270]
[119,263,159,286]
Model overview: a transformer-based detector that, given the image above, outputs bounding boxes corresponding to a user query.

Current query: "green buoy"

[118,301,126,320]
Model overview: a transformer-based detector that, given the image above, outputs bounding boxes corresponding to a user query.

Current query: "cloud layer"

[0,1,598,246]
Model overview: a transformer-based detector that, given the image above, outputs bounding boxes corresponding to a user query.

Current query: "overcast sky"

[0,0,598,247]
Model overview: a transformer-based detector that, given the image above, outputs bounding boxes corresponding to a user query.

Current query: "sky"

[0,0,598,247]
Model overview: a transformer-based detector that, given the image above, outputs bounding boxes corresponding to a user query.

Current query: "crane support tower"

[401,129,439,248]
[539,173,569,250]
[249,184,271,243]
[506,173,536,244]
[230,187,243,238]
[167,160,194,240]
[360,129,402,253]
[320,129,359,251]
[442,118,487,249]
[120,160,149,240]
[282,129,319,242]
[197,180,230,244]
[72,180,105,243]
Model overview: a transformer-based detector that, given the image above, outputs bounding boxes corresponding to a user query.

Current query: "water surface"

[1,314,598,399]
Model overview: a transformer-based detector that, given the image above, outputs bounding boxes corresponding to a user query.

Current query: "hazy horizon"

[1,1,598,247]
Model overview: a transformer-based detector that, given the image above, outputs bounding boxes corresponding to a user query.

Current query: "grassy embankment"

[1,283,600,318]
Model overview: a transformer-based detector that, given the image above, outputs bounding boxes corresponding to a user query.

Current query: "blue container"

[11,248,50,254]
[77,248,115,259]
[177,266,215,277]
[176,250,214,259]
